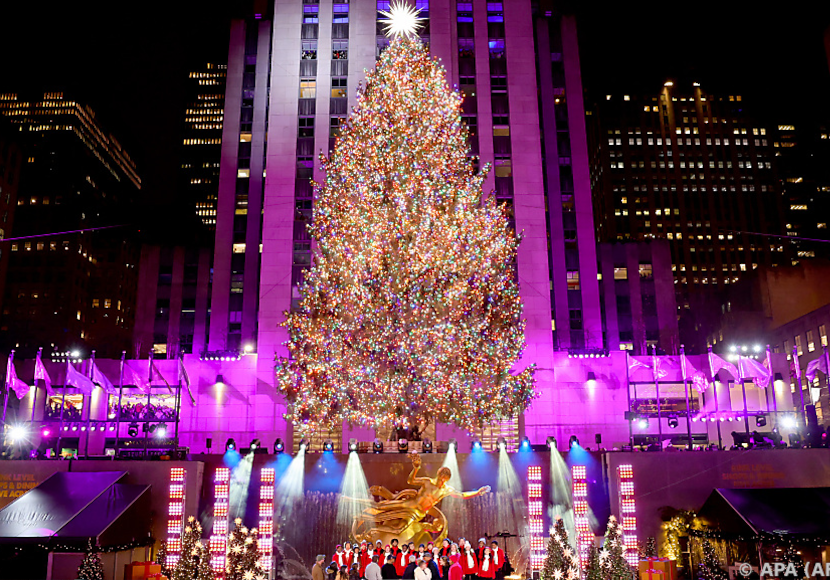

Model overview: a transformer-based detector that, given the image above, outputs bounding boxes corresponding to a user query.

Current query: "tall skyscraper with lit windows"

[199,0,601,441]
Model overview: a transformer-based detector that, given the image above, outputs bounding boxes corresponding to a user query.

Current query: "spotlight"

[274,438,285,453]
[299,437,310,451]
[781,415,797,430]
[9,425,27,443]
[250,438,261,451]
[72,424,80,432]
[586,371,597,387]
[397,438,409,453]
[692,416,699,422]
[569,435,580,448]
[755,415,767,428]
[546,436,557,450]
[127,422,138,437]
[243,343,254,353]
[668,417,679,429]
[372,438,384,453]
[226,437,237,452]
[422,438,433,453]
[497,436,507,451]
[80,425,87,431]
[521,436,531,450]
[156,423,168,438]
[637,418,649,430]
[349,438,358,452]
[90,425,97,432]
[323,438,334,452]
[108,423,116,432]
[448,438,458,451]
[753,345,761,353]
[471,438,482,451]
[70,350,80,358]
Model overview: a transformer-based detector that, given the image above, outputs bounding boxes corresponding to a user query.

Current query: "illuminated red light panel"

[617,464,638,567]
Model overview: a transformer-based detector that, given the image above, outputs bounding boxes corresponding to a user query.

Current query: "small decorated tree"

[584,545,603,580]
[542,516,579,580]
[645,537,658,559]
[157,540,170,577]
[602,516,632,580]
[171,516,215,580]
[781,544,804,580]
[697,540,727,580]
[226,518,266,580]
[77,538,104,580]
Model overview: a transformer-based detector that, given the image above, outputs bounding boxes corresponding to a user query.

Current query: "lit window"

[614,267,627,280]
[237,168,250,178]
[233,243,246,253]
[104,299,112,309]
[807,330,815,352]
[638,263,653,279]
[494,158,511,177]
[820,324,827,347]
[300,79,317,99]
[92,299,99,308]
[566,271,580,291]
[240,132,252,143]
[795,334,803,356]
[488,39,505,59]
[332,40,348,60]
[331,77,347,98]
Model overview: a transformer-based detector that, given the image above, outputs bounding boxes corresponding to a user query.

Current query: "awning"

[698,487,830,538]
[0,471,152,547]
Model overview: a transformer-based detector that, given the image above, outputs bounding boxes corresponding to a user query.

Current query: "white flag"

[806,357,829,383]
[65,360,95,395]
[91,360,117,395]
[709,352,740,381]
[738,357,772,388]
[123,362,150,394]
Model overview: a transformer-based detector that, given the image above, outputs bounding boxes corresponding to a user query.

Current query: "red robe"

[460,551,478,576]
[490,548,503,571]
[359,550,371,577]
[478,554,496,580]
[333,551,350,569]
[395,550,411,576]
[390,546,400,559]
[439,546,452,559]
[449,562,464,580]
[476,547,486,563]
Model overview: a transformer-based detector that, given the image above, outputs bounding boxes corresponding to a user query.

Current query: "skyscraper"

[182,62,226,228]
[0,92,141,357]
[589,83,785,347]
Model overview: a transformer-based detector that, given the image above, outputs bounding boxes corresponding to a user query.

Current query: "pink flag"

[91,360,117,395]
[65,360,95,395]
[123,362,150,394]
[35,352,54,395]
[738,356,772,388]
[5,355,30,399]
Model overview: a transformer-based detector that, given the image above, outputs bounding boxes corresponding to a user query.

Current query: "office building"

[182,62,227,229]
[0,92,141,357]
[0,117,23,321]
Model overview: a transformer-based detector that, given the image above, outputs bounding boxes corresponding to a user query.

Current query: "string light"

[276,36,536,435]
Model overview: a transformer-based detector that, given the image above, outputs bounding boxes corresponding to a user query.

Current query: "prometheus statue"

[351,452,491,546]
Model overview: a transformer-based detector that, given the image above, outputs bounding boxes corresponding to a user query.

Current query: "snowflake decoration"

[244,571,255,580]
[378,1,424,38]
[553,570,563,580]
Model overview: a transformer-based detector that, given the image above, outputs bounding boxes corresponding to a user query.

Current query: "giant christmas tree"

[277,4,535,433]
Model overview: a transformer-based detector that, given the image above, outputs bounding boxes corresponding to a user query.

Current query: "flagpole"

[57,355,67,457]
[680,345,692,450]
[146,350,153,459]
[31,348,44,427]
[174,353,182,447]
[84,350,95,458]
[652,345,662,450]
[624,351,633,449]
[765,344,775,418]
[3,351,14,426]
[824,344,830,418]
[737,355,750,441]
[114,351,125,461]
[708,347,723,449]
[793,346,807,430]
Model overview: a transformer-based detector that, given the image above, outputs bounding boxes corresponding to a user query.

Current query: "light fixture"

[156,423,168,438]
[349,438,358,452]
[226,438,236,452]
[299,437,310,451]
[397,438,409,453]
[520,436,531,450]
[753,345,761,353]
[546,436,557,450]
[215,374,225,388]
[70,350,80,358]
[273,438,285,453]
[448,438,458,451]
[586,371,597,387]
[373,438,384,453]
[72,424,80,432]
[637,418,649,430]
[323,439,334,452]
[756,415,767,428]
[668,417,679,429]
[422,438,432,453]
[497,436,507,451]
[127,422,138,437]
[471,438,482,451]
[243,343,254,353]
[781,415,797,430]
[9,425,27,443]
[569,435,580,448]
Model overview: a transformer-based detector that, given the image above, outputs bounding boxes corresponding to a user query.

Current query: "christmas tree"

[781,544,804,579]
[542,517,579,580]
[226,518,266,580]
[584,545,603,580]
[77,538,104,580]
[157,540,170,578]
[697,540,727,580]
[171,516,215,580]
[276,7,535,434]
[645,537,657,559]
[601,516,632,580]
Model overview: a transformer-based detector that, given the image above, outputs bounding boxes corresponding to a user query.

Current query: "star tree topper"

[378,1,425,38]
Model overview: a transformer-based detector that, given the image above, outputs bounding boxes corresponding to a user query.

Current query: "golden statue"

[350,452,490,546]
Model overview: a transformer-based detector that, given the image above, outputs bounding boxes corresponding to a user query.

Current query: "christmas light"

[211,467,230,578]
[258,467,275,572]
[527,465,544,570]
[617,464,638,567]
[277,36,536,435]
[166,467,186,569]
[572,465,591,569]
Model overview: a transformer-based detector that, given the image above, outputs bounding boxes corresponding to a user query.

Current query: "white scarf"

[367,549,374,558]
[335,552,346,567]
[481,555,490,573]
[493,549,499,566]
[466,551,474,569]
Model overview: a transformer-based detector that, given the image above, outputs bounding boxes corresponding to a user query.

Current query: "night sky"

[1,1,828,212]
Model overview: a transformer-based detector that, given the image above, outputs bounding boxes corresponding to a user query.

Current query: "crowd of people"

[113,402,176,421]
[44,403,82,420]
[313,537,513,580]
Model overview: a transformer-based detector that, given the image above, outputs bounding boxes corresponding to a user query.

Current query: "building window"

[92,299,99,308]
[566,271,580,291]
[784,339,791,360]
[333,3,349,22]
[820,324,828,347]
[104,299,112,309]
[795,334,803,356]
[488,39,505,59]
[302,41,318,60]
[614,267,627,280]
[638,263,653,279]
[457,1,473,22]
[486,1,503,22]
[298,117,314,137]
[458,38,474,58]
[303,3,319,23]
[807,330,815,352]
[300,79,317,98]
[494,157,512,177]
[332,40,348,60]
[331,77,347,98]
